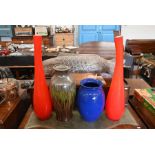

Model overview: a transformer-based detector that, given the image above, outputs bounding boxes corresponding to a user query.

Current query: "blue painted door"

[79,25,120,44]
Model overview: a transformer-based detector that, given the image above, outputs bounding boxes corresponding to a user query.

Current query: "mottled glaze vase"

[77,78,105,122]
[50,65,76,122]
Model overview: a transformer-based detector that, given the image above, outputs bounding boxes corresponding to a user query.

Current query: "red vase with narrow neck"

[33,35,52,120]
[105,36,125,121]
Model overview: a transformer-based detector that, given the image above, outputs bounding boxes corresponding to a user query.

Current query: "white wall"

[121,25,155,44]
[74,25,79,46]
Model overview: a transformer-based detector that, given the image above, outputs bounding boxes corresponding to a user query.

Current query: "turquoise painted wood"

[79,25,120,44]
[79,26,98,44]
[0,25,13,37]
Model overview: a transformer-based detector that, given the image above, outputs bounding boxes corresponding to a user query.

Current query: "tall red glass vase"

[105,36,125,121]
[33,36,52,120]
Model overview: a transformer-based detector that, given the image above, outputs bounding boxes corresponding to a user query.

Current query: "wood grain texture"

[54,33,74,46]
[0,36,53,47]
[0,88,31,129]
[125,39,155,55]
[130,98,155,128]
[78,41,115,59]
[125,78,151,96]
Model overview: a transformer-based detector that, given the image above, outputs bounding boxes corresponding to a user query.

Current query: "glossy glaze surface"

[105,36,125,120]
[77,78,105,122]
[50,65,76,122]
[33,36,52,120]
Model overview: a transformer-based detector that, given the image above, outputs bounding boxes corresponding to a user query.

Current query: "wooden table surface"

[1,66,34,68]
[0,88,30,129]
[18,104,146,129]
[125,78,151,96]
[18,77,151,129]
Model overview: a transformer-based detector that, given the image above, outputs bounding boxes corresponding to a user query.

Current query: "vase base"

[81,115,102,122]
[56,112,73,122]
[106,111,124,121]
[35,113,52,121]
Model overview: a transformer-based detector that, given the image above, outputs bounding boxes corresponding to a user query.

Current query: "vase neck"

[54,70,69,76]
[80,78,103,90]
[115,36,124,67]
[34,36,43,67]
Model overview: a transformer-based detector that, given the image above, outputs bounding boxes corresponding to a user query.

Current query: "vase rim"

[53,65,71,72]
[80,78,103,89]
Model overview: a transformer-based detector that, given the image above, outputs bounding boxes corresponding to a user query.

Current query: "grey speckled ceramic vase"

[50,65,76,122]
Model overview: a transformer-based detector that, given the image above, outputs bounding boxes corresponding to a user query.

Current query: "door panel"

[81,25,98,32]
[101,25,118,30]
[102,34,114,42]
[79,25,120,44]
[101,30,114,42]
[79,25,98,44]
[79,33,98,44]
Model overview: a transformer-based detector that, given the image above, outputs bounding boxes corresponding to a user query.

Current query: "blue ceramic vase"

[77,78,105,122]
